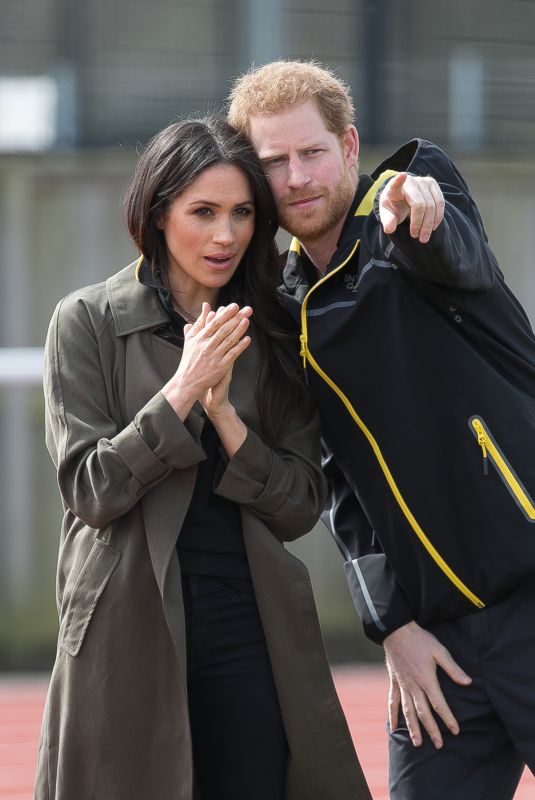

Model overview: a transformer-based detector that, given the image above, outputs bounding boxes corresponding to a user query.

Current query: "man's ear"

[342,125,359,170]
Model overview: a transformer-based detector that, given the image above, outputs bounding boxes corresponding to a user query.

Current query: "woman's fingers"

[220,334,252,366]
[200,302,211,326]
[201,306,252,351]
[178,303,252,396]
[185,303,250,346]
[217,316,250,353]
[203,304,252,337]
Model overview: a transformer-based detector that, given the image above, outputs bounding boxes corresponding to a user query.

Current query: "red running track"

[1,668,534,799]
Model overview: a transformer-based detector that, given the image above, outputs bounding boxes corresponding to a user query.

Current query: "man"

[227,60,535,799]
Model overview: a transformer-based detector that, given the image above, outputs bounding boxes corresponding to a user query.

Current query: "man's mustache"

[283,190,323,205]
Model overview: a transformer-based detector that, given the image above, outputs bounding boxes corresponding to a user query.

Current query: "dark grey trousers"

[389,576,535,800]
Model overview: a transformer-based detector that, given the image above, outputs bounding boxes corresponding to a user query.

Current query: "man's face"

[248,99,359,242]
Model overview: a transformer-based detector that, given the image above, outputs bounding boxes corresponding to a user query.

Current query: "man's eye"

[265,157,285,167]
[304,149,322,156]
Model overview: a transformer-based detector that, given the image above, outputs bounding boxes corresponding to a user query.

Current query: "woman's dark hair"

[123,116,309,437]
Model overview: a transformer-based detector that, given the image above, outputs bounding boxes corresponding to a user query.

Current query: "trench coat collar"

[106,257,169,337]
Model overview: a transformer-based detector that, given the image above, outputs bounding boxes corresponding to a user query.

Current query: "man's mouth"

[286,195,322,209]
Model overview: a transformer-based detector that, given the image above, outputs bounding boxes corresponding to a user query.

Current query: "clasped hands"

[162,302,251,425]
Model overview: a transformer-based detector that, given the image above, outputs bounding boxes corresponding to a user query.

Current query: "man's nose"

[286,156,311,190]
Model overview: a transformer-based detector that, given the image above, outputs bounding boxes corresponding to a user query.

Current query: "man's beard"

[278,167,355,242]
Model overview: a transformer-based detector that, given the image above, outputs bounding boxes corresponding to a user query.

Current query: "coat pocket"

[59,539,121,657]
[469,415,535,523]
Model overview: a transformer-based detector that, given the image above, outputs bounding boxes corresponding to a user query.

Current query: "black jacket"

[279,139,535,644]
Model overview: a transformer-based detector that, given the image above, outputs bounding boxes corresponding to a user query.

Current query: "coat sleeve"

[44,295,206,529]
[375,177,500,292]
[214,401,327,543]
[322,450,414,644]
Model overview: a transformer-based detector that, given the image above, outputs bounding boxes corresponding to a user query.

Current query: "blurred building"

[1,0,535,669]
[2,0,535,151]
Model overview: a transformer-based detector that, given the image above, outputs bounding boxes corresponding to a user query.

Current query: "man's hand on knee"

[384,621,472,749]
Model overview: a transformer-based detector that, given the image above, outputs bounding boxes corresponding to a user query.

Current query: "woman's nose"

[212,218,236,245]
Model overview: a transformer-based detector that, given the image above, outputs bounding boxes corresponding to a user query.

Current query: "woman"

[34,118,371,800]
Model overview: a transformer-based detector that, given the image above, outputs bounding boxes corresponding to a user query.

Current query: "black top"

[137,259,249,578]
[178,417,249,577]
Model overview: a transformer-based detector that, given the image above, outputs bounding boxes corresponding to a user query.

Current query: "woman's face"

[157,163,255,296]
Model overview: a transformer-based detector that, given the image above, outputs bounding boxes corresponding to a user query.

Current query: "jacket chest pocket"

[469,415,535,523]
[59,539,121,657]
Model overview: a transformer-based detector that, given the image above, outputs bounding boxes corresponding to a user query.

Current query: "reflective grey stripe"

[307,300,356,317]
[306,256,398,316]
[329,500,386,633]
[385,241,395,258]
[355,257,398,292]
[329,506,352,560]
[349,557,387,632]
[354,259,374,291]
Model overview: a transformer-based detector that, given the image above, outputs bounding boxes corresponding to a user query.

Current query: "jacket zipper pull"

[299,334,310,384]
[299,334,307,369]
[473,420,489,476]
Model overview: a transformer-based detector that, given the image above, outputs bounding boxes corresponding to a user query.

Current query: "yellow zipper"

[298,172,485,610]
[471,417,535,521]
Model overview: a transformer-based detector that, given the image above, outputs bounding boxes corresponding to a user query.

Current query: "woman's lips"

[203,254,236,270]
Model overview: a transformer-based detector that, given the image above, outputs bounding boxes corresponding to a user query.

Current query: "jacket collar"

[106,258,169,337]
[280,174,373,300]
[328,174,374,270]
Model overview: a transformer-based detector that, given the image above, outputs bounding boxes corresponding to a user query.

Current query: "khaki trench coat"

[34,262,371,800]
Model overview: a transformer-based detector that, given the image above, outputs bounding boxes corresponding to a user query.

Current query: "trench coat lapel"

[106,262,203,609]
[126,338,199,670]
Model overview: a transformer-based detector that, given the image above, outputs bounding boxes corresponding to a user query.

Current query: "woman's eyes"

[192,206,253,217]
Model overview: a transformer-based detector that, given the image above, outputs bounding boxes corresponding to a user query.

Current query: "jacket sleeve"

[322,450,414,644]
[214,402,327,543]
[44,295,206,529]
[375,178,500,292]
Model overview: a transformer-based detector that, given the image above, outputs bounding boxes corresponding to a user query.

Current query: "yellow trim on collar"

[135,255,144,282]
[289,238,301,255]
[355,170,398,217]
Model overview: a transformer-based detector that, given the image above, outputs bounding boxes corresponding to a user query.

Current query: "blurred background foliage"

[2,0,535,669]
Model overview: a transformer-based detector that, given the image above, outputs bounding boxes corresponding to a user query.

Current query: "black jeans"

[389,576,535,800]
[182,575,288,800]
